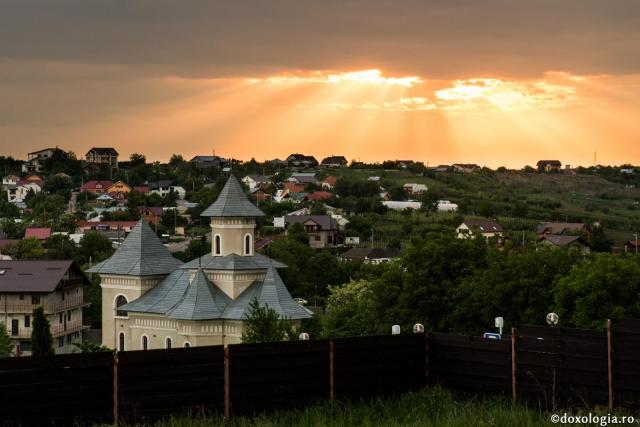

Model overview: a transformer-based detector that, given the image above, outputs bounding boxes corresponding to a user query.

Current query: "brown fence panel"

[228,340,330,415]
[117,345,224,423]
[0,352,114,426]
[333,334,427,398]
[517,325,608,409]
[429,333,511,395]
[612,319,640,408]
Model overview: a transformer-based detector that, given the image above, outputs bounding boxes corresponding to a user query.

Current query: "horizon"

[2,1,639,168]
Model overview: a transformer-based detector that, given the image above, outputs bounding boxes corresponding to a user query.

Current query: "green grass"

[122,387,637,427]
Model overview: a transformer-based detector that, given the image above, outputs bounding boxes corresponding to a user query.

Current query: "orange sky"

[1,2,639,168]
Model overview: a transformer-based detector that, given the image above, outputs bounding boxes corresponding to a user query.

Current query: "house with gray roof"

[94,175,310,351]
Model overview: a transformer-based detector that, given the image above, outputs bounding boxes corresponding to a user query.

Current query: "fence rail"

[0,320,639,426]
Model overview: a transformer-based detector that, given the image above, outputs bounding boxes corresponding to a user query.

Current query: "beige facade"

[210,217,255,257]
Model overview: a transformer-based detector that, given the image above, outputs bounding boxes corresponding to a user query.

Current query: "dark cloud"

[1,0,639,78]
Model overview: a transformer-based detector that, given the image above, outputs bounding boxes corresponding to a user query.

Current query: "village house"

[139,207,165,226]
[320,156,348,168]
[456,219,504,240]
[433,165,452,173]
[287,154,319,168]
[76,220,138,236]
[339,247,401,264]
[278,215,339,249]
[305,191,333,202]
[0,260,90,355]
[287,173,318,185]
[250,187,271,203]
[22,148,61,173]
[189,155,227,169]
[537,160,562,172]
[2,175,20,186]
[148,180,187,199]
[6,180,42,203]
[321,176,338,190]
[538,235,590,254]
[242,175,272,190]
[624,240,640,253]
[403,183,428,196]
[24,227,52,242]
[81,180,113,194]
[85,147,119,169]
[90,176,310,350]
[107,180,132,199]
[537,222,590,238]
[452,164,481,173]
[396,160,415,169]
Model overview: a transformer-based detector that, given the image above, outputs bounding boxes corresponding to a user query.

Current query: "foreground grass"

[137,388,565,427]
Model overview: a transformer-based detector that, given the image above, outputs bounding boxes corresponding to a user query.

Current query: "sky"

[1,1,640,168]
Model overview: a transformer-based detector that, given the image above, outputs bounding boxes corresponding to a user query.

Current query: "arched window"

[115,295,128,317]
[142,335,148,350]
[118,332,125,352]
[166,337,172,349]
[244,234,252,255]
[184,342,191,348]
[214,235,222,256]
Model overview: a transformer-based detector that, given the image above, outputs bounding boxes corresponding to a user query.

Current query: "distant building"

[537,160,562,172]
[321,176,338,190]
[81,180,113,194]
[287,154,319,168]
[107,180,132,199]
[320,156,348,168]
[22,148,62,172]
[434,165,452,173]
[403,183,428,196]
[538,235,590,254]
[456,219,504,240]
[452,164,481,173]
[242,175,272,190]
[189,155,227,169]
[6,181,42,203]
[537,222,590,237]
[148,181,186,199]
[339,247,401,264]
[0,260,90,355]
[287,173,318,185]
[280,215,338,249]
[85,147,119,169]
[382,201,421,210]
[24,227,52,241]
[2,175,20,186]
[305,191,333,202]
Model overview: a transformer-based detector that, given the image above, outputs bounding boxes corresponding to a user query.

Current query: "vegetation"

[242,299,294,344]
[0,322,14,357]
[118,387,637,427]
[31,307,54,357]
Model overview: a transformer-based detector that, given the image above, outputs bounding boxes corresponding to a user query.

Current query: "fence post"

[113,352,119,426]
[329,340,335,400]
[511,327,517,403]
[224,346,230,420]
[607,319,613,410]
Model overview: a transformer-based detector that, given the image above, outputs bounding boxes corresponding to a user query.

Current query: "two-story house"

[456,219,504,240]
[282,215,338,249]
[85,147,119,169]
[0,260,90,355]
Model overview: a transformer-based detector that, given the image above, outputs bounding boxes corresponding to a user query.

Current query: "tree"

[45,234,80,262]
[0,322,14,357]
[287,223,309,245]
[7,238,45,260]
[185,236,209,260]
[79,231,115,265]
[555,254,640,329]
[419,190,441,213]
[73,341,113,353]
[242,298,293,343]
[323,280,380,337]
[31,307,54,357]
[129,153,147,166]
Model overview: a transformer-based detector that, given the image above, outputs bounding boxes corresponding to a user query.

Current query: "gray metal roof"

[180,253,287,270]
[120,265,310,321]
[0,260,80,293]
[221,266,312,320]
[86,220,183,276]
[201,175,265,217]
[165,269,231,320]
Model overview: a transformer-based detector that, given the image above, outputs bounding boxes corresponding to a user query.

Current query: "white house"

[6,181,42,203]
[403,183,428,195]
[383,201,422,210]
[456,219,504,240]
[242,175,272,189]
[2,175,20,186]
[148,181,186,199]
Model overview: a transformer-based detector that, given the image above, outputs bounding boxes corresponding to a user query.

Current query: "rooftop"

[201,175,265,218]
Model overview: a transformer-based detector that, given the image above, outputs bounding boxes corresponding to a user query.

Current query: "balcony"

[2,295,89,314]
[10,319,85,339]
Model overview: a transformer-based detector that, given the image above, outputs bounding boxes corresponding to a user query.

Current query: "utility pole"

[635,232,638,255]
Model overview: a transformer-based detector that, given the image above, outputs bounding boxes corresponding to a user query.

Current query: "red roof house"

[24,227,52,241]
[81,180,113,194]
[306,191,333,202]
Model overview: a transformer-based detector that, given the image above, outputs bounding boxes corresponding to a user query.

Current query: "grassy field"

[125,387,637,427]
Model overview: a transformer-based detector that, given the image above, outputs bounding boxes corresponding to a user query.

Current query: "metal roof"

[86,220,183,276]
[121,265,310,321]
[0,260,79,293]
[201,175,265,217]
[165,270,231,320]
[221,266,312,320]
[180,253,287,270]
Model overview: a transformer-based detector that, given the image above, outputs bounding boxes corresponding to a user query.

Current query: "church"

[89,175,312,351]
